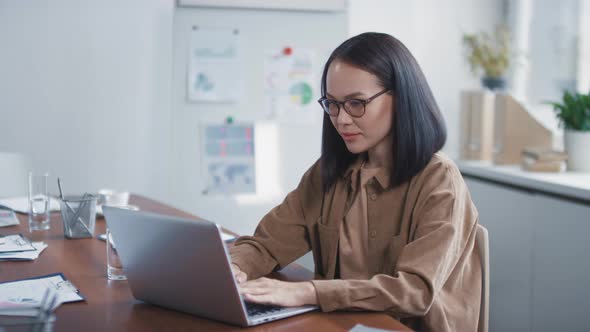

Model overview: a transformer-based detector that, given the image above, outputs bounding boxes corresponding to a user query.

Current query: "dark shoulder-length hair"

[321,32,446,192]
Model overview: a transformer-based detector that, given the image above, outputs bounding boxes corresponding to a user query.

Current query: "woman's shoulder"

[294,158,323,196]
[411,151,463,192]
[424,151,460,175]
[301,158,322,183]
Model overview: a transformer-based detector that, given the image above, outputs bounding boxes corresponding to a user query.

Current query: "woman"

[230,32,481,332]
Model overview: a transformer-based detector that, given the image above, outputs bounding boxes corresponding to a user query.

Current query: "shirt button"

[370,230,377,238]
[370,193,377,201]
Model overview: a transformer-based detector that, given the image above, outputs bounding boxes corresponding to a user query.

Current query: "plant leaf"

[551,92,590,131]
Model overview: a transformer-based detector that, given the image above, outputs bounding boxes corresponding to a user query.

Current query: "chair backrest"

[476,224,490,332]
[0,152,31,197]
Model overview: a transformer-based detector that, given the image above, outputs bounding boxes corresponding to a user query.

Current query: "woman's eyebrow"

[326,91,367,99]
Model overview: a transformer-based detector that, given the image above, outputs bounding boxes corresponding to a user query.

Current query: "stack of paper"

[349,324,395,332]
[0,209,19,227]
[0,234,47,261]
[0,196,61,214]
[0,234,35,252]
[222,232,236,242]
[0,242,47,261]
[0,274,84,317]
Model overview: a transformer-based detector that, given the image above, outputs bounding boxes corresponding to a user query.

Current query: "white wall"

[0,1,501,232]
[348,0,503,159]
[0,0,175,202]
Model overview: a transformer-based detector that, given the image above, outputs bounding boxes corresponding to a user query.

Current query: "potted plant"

[463,26,511,90]
[548,91,590,171]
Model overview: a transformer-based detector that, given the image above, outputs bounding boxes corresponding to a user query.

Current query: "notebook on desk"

[102,207,316,326]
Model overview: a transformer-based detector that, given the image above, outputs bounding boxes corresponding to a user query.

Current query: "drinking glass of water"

[28,172,50,231]
[106,227,127,280]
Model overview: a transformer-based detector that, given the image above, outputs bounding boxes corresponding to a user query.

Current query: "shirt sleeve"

[229,161,321,280]
[311,161,479,317]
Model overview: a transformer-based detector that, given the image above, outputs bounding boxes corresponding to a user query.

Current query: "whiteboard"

[170,4,347,234]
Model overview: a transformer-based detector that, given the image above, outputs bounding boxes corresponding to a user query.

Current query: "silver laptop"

[103,206,317,326]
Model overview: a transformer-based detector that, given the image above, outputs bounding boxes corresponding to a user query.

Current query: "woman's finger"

[241,278,274,289]
[240,286,270,295]
[243,293,276,305]
[246,277,270,285]
[235,271,247,283]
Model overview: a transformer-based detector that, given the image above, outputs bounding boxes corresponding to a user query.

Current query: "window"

[506,0,588,108]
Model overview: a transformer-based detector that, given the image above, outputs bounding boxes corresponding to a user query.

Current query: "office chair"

[0,152,31,197]
[476,224,490,332]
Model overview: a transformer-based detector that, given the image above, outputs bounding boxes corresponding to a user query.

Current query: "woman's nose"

[336,108,353,125]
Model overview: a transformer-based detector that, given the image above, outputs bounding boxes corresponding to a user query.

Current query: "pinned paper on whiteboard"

[187,26,241,102]
[201,123,256,195]
[264,48,318,123]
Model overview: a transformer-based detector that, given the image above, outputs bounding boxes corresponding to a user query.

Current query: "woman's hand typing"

[231,263,248,284]
[239,278,318,307]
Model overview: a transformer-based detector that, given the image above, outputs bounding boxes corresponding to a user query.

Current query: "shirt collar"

[343,156,391,190]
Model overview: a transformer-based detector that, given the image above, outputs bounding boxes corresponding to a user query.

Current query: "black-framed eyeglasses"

[318,88,390,118]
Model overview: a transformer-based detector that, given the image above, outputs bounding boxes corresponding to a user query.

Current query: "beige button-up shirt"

[230,152,481,331]
[338,164,380,280]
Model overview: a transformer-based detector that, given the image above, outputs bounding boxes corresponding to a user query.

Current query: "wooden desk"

[1,195,411,331]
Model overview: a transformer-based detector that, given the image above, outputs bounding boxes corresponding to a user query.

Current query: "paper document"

[0,196,61,214]
[221,232,236,242]
[0,209,19,227]
[0,242,47,261]
[0,234,35,253]
[349,323,398,332]
[0,273,84,317]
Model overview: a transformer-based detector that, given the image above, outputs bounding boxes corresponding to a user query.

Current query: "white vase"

[564,129,590,172]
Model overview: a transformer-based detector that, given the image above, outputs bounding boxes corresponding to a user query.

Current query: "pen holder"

[59,194,97,239]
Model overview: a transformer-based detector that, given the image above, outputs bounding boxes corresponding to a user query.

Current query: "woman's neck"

[365,146,392,169]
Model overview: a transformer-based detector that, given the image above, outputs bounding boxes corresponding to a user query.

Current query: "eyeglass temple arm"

[364,89,390,103]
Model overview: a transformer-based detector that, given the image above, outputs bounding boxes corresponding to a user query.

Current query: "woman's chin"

[344,142,367,154]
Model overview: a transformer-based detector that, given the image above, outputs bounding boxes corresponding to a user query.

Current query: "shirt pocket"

[315,218,340,278]
[382,234,407,275]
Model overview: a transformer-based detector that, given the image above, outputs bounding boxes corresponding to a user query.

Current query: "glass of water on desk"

[106,227,127,280]
[105,205,137,281]
[106,228,127,280]
[28,172,50,232]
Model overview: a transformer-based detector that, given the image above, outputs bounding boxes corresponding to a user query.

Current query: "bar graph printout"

[201,124,256,195]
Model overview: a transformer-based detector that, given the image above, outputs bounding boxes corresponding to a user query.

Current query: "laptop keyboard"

[245,302,285,317]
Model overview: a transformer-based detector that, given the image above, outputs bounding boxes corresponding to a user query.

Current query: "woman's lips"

[341,133,361,141]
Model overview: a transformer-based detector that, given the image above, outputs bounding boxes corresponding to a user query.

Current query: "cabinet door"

[465,177,535,332]
[531,194,590,331]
